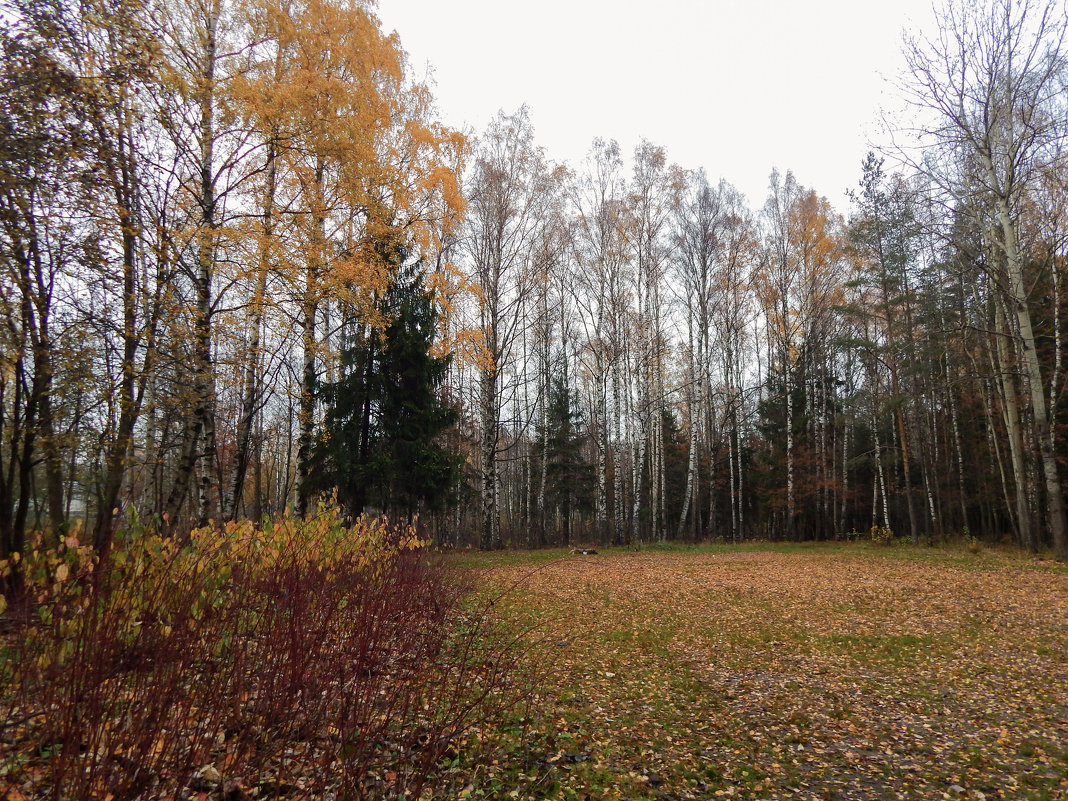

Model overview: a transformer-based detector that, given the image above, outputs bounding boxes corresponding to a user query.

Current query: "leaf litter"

[470,547,1068,801]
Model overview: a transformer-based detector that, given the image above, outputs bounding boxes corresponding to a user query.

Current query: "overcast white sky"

[376,0,937,214]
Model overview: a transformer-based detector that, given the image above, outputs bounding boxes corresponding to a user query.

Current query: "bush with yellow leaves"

[0,501,528,801]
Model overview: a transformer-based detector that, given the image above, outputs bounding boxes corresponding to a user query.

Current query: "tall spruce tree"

[310,264,460,518]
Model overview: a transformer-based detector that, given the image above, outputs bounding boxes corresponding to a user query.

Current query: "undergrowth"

[0,502,533,800]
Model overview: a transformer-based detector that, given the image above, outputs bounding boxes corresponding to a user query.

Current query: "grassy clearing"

[449,543,1068,801]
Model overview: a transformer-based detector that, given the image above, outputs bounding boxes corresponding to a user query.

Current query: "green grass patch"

[819,631,939,664]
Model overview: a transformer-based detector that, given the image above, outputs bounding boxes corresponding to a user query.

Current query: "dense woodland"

[1,0,1066,567]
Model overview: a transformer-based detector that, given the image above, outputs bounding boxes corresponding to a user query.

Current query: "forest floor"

[448,543,1068,801]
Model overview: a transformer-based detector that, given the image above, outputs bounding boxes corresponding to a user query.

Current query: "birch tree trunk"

[994,293,1034,549]
[295,158,325,519]
[993,196,1067,558]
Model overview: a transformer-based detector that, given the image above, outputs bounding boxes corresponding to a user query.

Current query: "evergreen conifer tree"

[536,367,595,542]
[310,263,461,518]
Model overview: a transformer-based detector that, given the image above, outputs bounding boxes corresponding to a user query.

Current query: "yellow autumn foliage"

[189,495,428,581]
[4,500,429,646]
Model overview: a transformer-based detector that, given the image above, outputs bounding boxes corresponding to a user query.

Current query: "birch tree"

[899,0,1068,558]
[627,141,674,542]
[671,169,720,539]
[464,108,550,549]
[569,139,631,544]
[712,181,758,541]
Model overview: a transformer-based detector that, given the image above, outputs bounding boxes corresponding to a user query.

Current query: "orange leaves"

[235,0,467,325]
[758,172,846,365]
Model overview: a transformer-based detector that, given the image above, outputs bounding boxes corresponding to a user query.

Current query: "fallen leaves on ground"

[467,546,1068,801]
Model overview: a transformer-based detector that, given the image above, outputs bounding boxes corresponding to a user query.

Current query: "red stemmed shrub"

[0,502,529,800]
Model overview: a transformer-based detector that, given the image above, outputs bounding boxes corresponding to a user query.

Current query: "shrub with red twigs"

[0,502,532,800]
